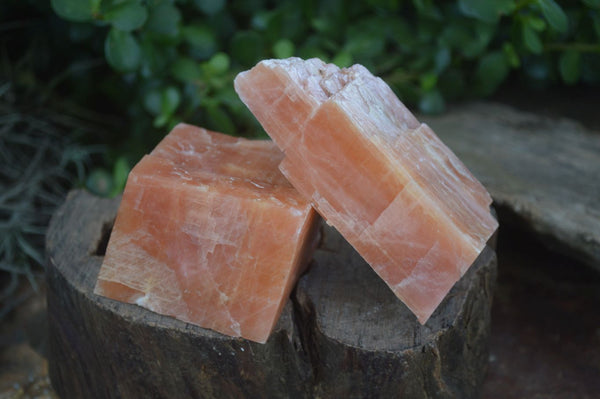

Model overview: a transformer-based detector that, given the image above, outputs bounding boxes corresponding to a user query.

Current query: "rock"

[47,190,312,399]
[46,190,497,398]
[235,58,498,323]
[95,124,319,343]
[422,102,600,271]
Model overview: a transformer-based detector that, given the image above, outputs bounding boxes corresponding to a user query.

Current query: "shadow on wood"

[46,190,497,398]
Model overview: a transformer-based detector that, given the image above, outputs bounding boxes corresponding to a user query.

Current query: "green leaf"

[213,86,241,109]
[558,50,581,84]
[146,86,180,127]
[105,28,141,72]
[51,0,97,22]
[208,12,236,38]
[474,50,509,95]
[139,37,175,77]
[526,16,547,32]
[389,19,414,49]
[311,18,331,33]
[418,90,445,114]
[143,88,162,115]
[439,24,470,49]
[171,57,201,82]
[458,0,515,23]
[183,25,217,59]
[110,157,130,197]
[251,10,271,31]
[522,23,543,54]
[344,18,386,61]
[278,4,304,41]
[461,23,495,58]
[206,53,230,75]
[153,114,170,128]
[434,47,451,73]
[230,31,265,66]
[411,0,442,19]
[536,0,568,33]
[146,2,181,37]
[206,105,235,135]
[104,2,148,31]
[206,75,227,90]
[153,87,181,128]
[332,51,353,68]
[419,72,438,91]
[502,42,520,67]
[193,0,226,15]
[229,0,266,16]
[583,0,600,8]
[298,45,328,61]
[161,86,181,117]
[416,19,437,44]
[273,39,295,59]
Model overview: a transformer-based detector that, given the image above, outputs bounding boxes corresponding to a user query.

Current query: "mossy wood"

[46,190,497,399]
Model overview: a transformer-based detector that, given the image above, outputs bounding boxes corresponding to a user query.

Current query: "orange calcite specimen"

[94,124,319,343]
[235,58,498,323]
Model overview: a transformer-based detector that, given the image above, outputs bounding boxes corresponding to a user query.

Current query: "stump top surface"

[300,223,495,350]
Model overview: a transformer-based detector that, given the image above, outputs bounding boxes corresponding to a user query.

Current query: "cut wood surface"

[423,102,600,270]
[46,190,497,399]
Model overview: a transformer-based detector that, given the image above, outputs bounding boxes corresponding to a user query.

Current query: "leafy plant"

[48,0,599,127]
[0,100,100,316]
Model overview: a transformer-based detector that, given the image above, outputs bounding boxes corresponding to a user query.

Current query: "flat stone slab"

[423,102,600,270]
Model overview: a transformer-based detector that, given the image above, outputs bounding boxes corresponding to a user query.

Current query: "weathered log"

[422,102,600,270]
[46,190,497,398]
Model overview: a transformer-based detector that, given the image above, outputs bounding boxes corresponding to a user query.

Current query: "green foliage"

[85,156,131,197]
[0,105,97,315]
[458,0,516,23]
[558,49,581,84]
[104,2,148,31]
[50,0,99,22]
[45,0,599,136]
[536,0,568,33]
[105,28,142,72]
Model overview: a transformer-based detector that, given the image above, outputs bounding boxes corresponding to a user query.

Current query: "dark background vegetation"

[1,0,599,312]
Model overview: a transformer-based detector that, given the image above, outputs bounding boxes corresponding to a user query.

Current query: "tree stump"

[46,190,497,399]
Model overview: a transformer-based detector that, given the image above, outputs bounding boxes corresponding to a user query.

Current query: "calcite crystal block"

[234,58,498,323]
[94,124,319,343]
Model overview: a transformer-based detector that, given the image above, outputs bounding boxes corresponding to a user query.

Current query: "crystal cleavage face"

[95,124,319,343]
[234,57,497,324]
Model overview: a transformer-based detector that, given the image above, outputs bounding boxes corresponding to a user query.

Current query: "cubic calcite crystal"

[94,124,320,343]
[234,58,498,323]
